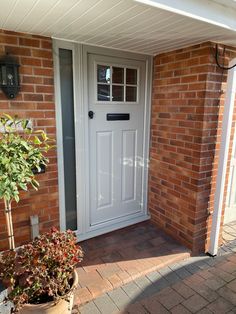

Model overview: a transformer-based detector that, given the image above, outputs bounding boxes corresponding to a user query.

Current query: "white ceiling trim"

[0,0,235,55]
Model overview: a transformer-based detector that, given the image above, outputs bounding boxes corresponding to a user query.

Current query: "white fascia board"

[134,0,236,31]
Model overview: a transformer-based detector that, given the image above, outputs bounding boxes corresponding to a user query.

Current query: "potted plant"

[0,114,52,250]
[0,228,83,313]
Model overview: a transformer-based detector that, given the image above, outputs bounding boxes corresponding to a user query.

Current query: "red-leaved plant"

[0,228,83,312]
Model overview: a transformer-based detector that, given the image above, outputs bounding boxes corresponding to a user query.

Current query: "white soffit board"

[0,0,235,55]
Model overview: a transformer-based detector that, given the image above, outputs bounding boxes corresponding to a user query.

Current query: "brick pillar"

[149,42,236,254]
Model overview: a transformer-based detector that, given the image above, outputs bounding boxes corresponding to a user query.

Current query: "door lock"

[88,111,94,119]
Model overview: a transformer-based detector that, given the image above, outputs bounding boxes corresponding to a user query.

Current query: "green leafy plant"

[0,228,83,312]
[0,114,53,249]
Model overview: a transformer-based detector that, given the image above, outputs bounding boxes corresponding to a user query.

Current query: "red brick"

[34,67,53,76]
[0,34,18,45]
[5,46,31,56]
[32,49,52,59]
[19,37,40,47]
[24,93,43,101]
[21,57,41,66]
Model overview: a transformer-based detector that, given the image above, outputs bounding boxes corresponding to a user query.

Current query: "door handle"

[88,111,94,119]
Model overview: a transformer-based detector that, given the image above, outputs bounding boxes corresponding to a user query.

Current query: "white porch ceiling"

[0,0,236,55]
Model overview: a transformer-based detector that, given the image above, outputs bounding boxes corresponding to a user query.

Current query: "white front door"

[88,53,146,229]
[225,129,236,224]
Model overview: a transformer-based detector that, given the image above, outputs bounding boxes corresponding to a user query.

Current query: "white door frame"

[224,127,236,224]
[53,40,153,241]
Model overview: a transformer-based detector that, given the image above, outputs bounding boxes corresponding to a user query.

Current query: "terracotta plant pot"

[19,270,78,314]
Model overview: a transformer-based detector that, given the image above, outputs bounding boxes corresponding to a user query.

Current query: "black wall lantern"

[0,55,20,99]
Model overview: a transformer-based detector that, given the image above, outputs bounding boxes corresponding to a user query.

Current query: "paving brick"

[194,259,211,270]
[158,266,182,284]
[163,270,181,284]
[204,277,226,291]
[141,296,169,314]
[184,273,205,287]
[155,287,184,310]
[227,255,236,264]
[197,309,214,314]
[184,264,201,275]
[174,267,192,279]
[108,274,123,288]
[102,251,123,263]
[227,278,236,293]
[134,276,152,291]
[171,282,195,299]
[216,261,236,274]
[97,263,121,279]
[218,286,236,306]
[87,279,113,298]
[108,287,131,310]
[93,294,119,314]
[146,271,161,283]
[135,240,154,251]
[74,287,93,305]
[182,294,209,313]
[135,284,160,300]
[121,282,142,299]
[170,304,191,314]
[207,297,233,314]
[117,271,131,285]
[215,270,235,282]
[205,258,219,267]
[227,310,236,314]
[169,263,181,271]
[125,302,148,313]
[154,277,170,291]
[79,301,100,314]
[198,269,214,280]
[78,270,103,288]
[187,282,218,303]
[158,267,170,276]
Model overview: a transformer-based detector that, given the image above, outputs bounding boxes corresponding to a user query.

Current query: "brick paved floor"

[74,222,236,313]
[222,221,236,249]
[74,222,190,304]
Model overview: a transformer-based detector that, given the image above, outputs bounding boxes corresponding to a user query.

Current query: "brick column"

[149,42,236,254]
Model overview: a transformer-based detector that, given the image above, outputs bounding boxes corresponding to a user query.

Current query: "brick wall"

[149,42,236,254]
[0,29,59,250]
[206,45,236,251]
[0,30,235,255]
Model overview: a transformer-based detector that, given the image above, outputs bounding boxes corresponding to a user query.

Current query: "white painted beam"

[134,0,236,31]
[209,58,236,256]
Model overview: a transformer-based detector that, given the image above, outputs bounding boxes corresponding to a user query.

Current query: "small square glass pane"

[112,85,124,101]
[98,84,110,101]
[126,86,137,102]
[97,65,110,83]
[112,67,124,84]
[126,68,137,85]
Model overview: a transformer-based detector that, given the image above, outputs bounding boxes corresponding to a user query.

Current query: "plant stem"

[4,198,15,250]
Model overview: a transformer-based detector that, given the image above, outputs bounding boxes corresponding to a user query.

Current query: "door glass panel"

[96,64,138,103]
[112,67,124,84]
[98,84,110,101]
[59,48,77,231]
[126,86,137,102]
[97,65,110,83]
[126,68,137,85]
[112,85,124,101]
